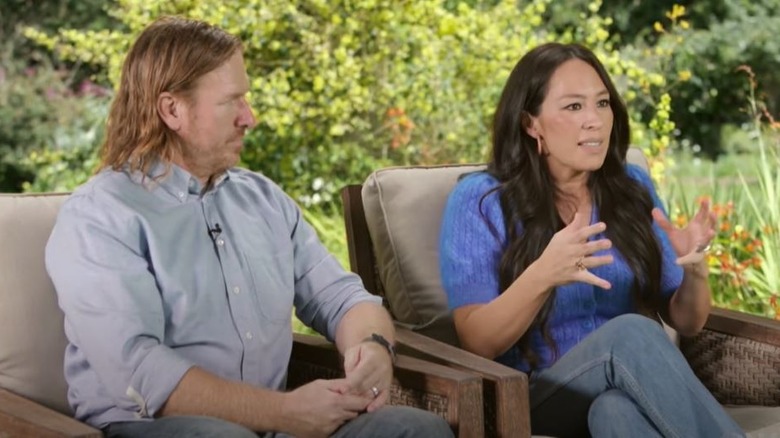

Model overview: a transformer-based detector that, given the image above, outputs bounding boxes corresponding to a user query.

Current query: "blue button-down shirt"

[45,163,380,428]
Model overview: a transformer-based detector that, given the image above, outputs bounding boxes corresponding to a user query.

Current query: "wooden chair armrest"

[341,183,530,435]
[0,388,102,437]
[681,307,780,406]
[704,307,780,347]
[289,333,484,436]
[394,326,531,438]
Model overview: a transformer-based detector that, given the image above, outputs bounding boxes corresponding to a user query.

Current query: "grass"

[293,208,349,335]
[660,118,780,318]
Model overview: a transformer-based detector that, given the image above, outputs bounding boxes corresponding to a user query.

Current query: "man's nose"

[238,99,257,129]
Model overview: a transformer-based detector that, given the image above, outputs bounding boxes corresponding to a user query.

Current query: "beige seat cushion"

[0,193,71,415]
[726,405,780,437]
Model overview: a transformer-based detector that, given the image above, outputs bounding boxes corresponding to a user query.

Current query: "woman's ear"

[158,92,182,131]
[521,112,540,139]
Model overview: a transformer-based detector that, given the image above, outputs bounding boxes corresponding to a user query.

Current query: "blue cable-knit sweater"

[439,164,683,373]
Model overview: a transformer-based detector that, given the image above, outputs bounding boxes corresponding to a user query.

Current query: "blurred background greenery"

[2,0,779,321]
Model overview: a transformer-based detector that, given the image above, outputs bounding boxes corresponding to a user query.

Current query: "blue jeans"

[103,405,453,438]
[529,314,745,438]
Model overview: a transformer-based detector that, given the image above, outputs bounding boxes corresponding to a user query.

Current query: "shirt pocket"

[242,247,295,324]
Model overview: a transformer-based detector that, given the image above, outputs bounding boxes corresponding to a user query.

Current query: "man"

[45,16,452,438]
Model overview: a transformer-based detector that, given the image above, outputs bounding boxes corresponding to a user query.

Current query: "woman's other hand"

[652,198,717,267]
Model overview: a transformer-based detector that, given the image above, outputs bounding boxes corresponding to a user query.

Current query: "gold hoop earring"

[537,137,543,155]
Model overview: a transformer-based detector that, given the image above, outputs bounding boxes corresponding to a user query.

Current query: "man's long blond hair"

[100,16,242,175]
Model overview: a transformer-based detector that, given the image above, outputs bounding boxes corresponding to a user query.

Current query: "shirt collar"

[127,161,233,201]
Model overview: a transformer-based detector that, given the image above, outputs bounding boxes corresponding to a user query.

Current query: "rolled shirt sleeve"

[273,187,381,342]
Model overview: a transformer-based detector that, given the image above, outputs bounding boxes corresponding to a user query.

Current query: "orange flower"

[712,204,722,216]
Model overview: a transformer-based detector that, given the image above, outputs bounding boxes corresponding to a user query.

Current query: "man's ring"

[575,257,586,271]
[696,243,711,253]
[371,386,380,398]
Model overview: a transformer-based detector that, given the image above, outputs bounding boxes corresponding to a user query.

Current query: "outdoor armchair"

[0,192,484,437]
[340,148,780,437]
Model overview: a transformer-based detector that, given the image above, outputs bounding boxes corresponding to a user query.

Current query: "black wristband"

[363,333,397,364]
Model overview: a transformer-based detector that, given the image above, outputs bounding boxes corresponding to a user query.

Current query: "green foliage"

[663,154,774,317]
[24,0,675,209]
[657,0,780,158]
[0,0,114,88]
[737,71,780,317]
[0,53,107,191]
[18,95,107,193]
[302,208,349,270]
[0,0,113,34]
[0,60,52,191]
[661,68,780,318]
[630,1,780,158]
[0,0,113,192]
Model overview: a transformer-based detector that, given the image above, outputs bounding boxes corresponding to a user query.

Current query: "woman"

[439,43,744,438]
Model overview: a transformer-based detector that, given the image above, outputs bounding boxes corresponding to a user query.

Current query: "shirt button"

[245,331,253,340]
[232,286,240,294]
[217,238,225,246]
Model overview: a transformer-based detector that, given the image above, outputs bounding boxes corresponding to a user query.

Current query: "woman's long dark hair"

[485,43,663,369]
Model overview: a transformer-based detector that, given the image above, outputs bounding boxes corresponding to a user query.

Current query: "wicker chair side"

[681,329,780,406]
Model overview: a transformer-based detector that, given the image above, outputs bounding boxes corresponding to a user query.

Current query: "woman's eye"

[565,103,582,110]
[597,99,610,108]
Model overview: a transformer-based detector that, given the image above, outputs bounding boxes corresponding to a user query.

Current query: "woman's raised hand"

[537,212,614,289]
[653,198,717,267]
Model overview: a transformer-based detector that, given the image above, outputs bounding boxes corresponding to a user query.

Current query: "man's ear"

[158,92,183,131]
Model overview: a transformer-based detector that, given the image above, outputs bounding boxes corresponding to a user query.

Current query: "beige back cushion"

[361,148,652,332]
[0,193,71,415]
[362,164,485,328]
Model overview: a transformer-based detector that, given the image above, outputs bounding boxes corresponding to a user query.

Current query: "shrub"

[24,0,676,209]
[0,54,108,191]
[18,91,108,193]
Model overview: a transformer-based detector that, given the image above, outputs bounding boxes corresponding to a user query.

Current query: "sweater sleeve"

[439,172,507,309]
[626,164,683,298]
